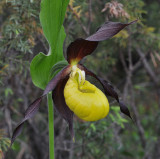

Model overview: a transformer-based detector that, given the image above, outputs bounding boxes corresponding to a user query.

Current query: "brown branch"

[16,144,26,159]
[136,48,159,86]
[68,5,89,36]
[136,48,160,107]
[128,46,146,149]
[119,36,147,149]
[119,50,128,74]
[136,48,160,158]
[129,81,146,148]
[87,0,92,35]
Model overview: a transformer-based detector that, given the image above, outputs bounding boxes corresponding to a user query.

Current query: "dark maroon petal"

[24,97,42,120]
[52,76,74,139]
[78,64,132,120]
[11,122,24,146]
[67,39,98,64]
[11,97,42,145]
[86,20,137,41]
[43,65,71,95]
[119,101,132,119]
[11,66,71,145]
[67,20,137,64]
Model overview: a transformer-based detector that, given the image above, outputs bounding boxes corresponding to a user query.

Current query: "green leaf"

[49,60,68,79]
[110,106,120,112]
[30,0,69,89]
[90,123,96,132]
[5,88,13,97]
[11,141,20,151]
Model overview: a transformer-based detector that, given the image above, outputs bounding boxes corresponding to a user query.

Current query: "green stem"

[47,93,54,159]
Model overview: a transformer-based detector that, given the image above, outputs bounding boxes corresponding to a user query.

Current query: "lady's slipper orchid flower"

[11,20,137,144]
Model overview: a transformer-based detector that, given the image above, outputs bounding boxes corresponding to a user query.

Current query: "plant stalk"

[47,93,54,159]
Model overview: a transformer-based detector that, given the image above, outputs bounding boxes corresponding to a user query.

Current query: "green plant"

[10,0,137,159]
[0,129,10,159]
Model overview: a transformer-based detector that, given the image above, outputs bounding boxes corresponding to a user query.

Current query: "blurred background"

[0,0,160,158]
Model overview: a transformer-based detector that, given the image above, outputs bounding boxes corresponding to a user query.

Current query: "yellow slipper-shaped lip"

[64,71,109,121]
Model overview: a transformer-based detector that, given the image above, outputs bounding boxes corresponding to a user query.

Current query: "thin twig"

[87,0,92,35]
[68,5,89,36]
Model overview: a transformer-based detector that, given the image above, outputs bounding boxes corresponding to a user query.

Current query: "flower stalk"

[47,93,54,159]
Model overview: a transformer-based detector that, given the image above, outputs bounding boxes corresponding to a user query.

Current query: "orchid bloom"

[11,20,137,144]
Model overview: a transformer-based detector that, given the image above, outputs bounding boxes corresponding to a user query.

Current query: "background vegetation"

[0,0,160,158]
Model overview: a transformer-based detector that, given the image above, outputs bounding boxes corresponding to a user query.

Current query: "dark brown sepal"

[86,20,138,41]
[11,97,42,146]
[66,20,137,64]
[67,38,98,64]
[78,64,132,120]
[52,76,74,139]
[11,66,71,145]
[119,101,132,120]
[11,122,24,147]
[43,65,71,95]
[99,78,119,101]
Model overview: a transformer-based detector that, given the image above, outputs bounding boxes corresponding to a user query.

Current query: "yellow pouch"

[64,74,109,121]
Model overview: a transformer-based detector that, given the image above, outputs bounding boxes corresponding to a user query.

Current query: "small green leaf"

[110,106,120,111]
[109,114,116,122]
[11,141,20,151]
[5,88,13,97]
[49,60,68,80]
[90,123,96,132]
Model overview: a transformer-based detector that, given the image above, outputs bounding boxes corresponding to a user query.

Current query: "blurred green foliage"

[0,129,10,159]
